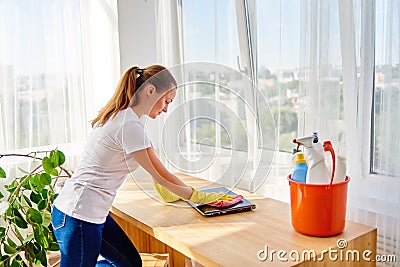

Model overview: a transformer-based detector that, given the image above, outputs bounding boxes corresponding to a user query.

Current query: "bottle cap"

[295,153,306,164]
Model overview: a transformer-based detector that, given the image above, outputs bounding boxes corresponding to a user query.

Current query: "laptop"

[188,187,256,216]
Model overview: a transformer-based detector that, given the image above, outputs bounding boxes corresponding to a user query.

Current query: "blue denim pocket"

[51,207,67,230]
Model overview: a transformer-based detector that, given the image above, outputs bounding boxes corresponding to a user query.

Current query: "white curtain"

[154,0,275,192]
[298,0,400,262]
[346,0,400,263]
[298,0,344,147]
[0,0,86,150]
[373,0,400,178]
[0,0,120,156]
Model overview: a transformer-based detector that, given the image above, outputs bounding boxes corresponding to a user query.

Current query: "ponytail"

[91,65,176,127]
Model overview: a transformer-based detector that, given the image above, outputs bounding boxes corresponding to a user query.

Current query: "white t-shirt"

[54,108,151,224]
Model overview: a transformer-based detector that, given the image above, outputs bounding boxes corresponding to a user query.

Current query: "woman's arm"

[131,147,193,199]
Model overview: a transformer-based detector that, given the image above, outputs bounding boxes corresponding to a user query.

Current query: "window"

[0,1,86,151]
[372,0,400,176]
[181,0,243,151]
[256,0,301,153]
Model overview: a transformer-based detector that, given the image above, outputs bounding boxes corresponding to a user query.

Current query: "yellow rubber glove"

[189,187,235,204]
[153,183,181,203]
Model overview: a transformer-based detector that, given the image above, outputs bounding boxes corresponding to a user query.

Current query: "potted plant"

[0,149,71,267]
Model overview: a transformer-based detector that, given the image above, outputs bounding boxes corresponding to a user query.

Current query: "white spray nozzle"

[294,135,315,148]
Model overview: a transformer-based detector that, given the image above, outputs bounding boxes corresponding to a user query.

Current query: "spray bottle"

[323,141,347,183]
[292,152,308,183]
[333,155,347,183]
[293,133,330,184]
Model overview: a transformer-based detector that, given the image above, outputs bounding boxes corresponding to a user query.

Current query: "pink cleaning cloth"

[207,193,243,208]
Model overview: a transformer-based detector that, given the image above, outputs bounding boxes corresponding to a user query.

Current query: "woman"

[51,65,233,267]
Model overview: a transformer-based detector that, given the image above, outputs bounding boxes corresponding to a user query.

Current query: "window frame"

[358,0,398,183]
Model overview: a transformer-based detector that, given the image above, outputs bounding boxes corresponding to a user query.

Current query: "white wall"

[116,0,162,153]
[117,0,158,73]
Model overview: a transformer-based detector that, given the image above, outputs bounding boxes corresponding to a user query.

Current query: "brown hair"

[91,65,177,127]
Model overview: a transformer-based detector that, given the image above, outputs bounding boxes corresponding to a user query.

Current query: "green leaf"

[33,228,41,247]
[27,208,42,224]
[37,200,47,211]
[33,174,44,190]
[48,242,59,251]
[58,150,66,165]
[21,176,31,190]
[29,192,42,204]
[49,151,58,167]
[50,150,65,167]
[33,226,49,250]
[39,173,51,186]
[0,191,4,199]
[23,232,34,244]
[5,180,18,193]
[35,250,47,267]
[50,193,58,203]
[13,216,28,229]
[0,256,11,267]
[22,195,32,207]
[10,258,22,267]
[28,177,38,194]
[41,210,51,227]
[11,201,21,210]
[0,167,6,178]
[4,243,17,254]
[6,206,13,216]
[41,189,49,199]
[25,242,35,260]
[0,227,6,239]
[7,237,17,248]
[33,241,41,255]
[13,227,24,243]
[42,157,58,176]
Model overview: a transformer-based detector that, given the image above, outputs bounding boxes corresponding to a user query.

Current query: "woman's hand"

[153,183,235,205]
[153,183,181,202]
[188,188,234,204]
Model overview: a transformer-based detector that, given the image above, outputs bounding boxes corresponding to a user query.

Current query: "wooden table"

[111,173,377,266]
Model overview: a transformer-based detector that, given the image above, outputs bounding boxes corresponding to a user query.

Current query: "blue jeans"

[51,207,142,267]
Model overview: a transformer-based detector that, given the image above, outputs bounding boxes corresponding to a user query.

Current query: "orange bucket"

[288,174,350,237]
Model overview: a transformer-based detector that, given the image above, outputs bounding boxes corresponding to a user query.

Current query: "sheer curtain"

[0,0,86,151]
[347,0,400,262]
[297,0,344,147]
[0,0,120,156]
[154,0,276,192]
[298,0,400,262]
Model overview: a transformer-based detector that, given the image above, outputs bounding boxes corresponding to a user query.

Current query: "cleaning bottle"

[291,148,302,166]
[292,152,308,183]
[333,155,347,183]
[323,140,336,184]
[294,133,330,184]
[322,141,347,183]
